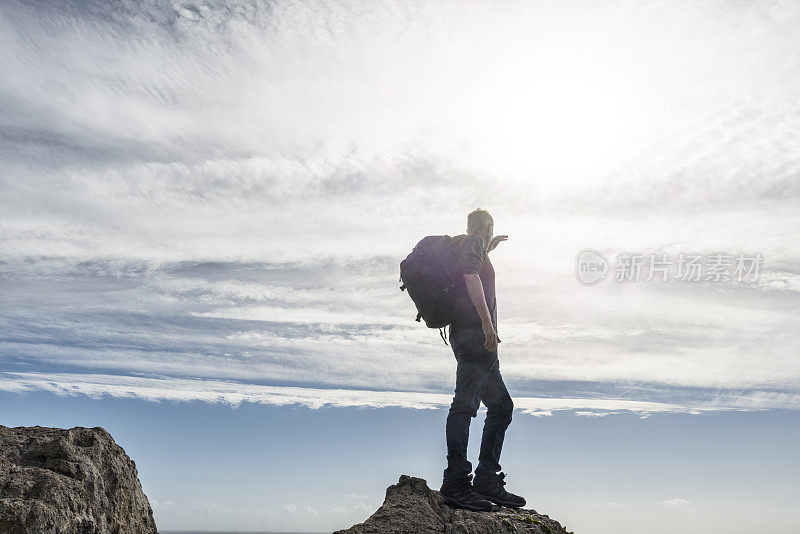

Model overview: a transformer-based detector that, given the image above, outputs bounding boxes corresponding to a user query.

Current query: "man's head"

[467,208,493,251]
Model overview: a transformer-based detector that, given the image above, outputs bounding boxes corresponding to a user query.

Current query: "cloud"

[2,0,800,263]
[189,501,228,515]
[280,504,297,516]
[149,499,175,511]
[3,372,800,416]
[352,501,372,513]
[185,500,277,520]
[1,251,799,416]
[656,498,691,507]
[1,0,799,417]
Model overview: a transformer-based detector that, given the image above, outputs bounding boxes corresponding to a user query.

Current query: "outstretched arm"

[486,235,508,254]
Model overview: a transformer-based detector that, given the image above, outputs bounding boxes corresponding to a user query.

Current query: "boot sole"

[477,494,526,508]
[440,493,495,512]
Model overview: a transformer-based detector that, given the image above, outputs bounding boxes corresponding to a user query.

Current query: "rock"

[333,475,573,534]
[0,425,158,534]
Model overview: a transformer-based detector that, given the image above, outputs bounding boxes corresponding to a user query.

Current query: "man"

[439,208,526,512]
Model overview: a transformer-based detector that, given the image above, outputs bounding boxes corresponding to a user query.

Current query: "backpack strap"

[439,326,449,346]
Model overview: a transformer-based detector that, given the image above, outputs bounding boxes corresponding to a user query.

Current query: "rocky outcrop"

[334,475,573,534]
[0,425,158,534]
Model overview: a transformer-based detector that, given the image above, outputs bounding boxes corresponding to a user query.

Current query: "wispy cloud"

[2,254,798,409]
[280,504,296,517]
[149,499,175,511]
[1,0,799,416]
[656,498,691,507]
[3,372,799,416]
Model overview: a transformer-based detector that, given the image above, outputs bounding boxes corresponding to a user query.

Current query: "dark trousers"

[442,325,514,487]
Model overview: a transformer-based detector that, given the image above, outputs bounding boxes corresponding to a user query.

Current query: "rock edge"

[0,424,158,534]
[333,474,574,534]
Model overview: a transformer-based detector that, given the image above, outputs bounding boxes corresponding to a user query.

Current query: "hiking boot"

[473,472,526,508]
[439,474,495,512]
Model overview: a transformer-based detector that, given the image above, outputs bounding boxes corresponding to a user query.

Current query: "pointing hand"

[487,235,508,253]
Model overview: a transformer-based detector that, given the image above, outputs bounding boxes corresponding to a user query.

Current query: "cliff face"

[334,475,573,534]
[0,425,158,534]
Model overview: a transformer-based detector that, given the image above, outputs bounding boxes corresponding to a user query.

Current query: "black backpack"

[399,235,465,345]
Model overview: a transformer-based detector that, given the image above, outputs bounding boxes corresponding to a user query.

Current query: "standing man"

[439,208,526,511]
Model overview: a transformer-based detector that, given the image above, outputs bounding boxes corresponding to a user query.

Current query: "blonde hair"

[467,208,493,236]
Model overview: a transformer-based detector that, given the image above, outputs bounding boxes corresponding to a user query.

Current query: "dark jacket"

[449,234,497,331]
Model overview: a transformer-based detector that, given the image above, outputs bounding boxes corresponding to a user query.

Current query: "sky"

[1,0,799,533]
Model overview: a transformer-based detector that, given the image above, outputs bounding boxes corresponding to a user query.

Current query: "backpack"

[398,235,465,345]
